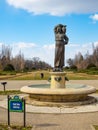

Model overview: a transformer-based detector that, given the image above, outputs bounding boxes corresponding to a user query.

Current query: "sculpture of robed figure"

[54,24,69,71]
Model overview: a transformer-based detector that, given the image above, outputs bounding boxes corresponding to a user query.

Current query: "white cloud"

[68,43,80,47]
[12,42,36,49]
[11,42,54,66]
[90,14,98,20]
[90,13,98,22]
[0,42,3,47]
[6,0,98,16]
[93,41,98,47]
[43,44,55,50]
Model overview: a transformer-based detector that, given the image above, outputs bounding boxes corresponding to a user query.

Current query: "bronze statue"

[54,24,69,71]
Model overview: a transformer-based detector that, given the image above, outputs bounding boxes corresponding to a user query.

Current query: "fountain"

[21,24,96,106]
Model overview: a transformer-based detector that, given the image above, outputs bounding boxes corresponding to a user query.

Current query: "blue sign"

[8,95,26,127]
[9,96,24,112]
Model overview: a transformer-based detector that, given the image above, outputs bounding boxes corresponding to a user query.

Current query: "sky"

[0,0,98,66]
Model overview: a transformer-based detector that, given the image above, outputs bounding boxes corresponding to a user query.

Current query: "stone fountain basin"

[20,84,96,102]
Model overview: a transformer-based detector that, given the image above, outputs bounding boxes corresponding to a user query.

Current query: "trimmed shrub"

[3,64,15,71]
[70,65,77,70]
[87,63,96,69]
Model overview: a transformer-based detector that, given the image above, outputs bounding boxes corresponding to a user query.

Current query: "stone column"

[50,72,66,89]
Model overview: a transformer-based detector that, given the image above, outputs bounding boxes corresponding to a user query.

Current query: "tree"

[0,45,12,69]
[73,52,84,69]
[87,63,96,69]
[67,44,98,70]
[92,46,98,67]
[32,57,51,70]
[24,60,33,71]
[12,51,25,71]
[67,58,74,67]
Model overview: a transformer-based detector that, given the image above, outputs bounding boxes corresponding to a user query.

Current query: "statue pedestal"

[50,72,66,89]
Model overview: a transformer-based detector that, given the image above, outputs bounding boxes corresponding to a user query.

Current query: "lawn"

[0,70,98,80]
[0,124,32,130]
[0,90,22,95]
[67,72,98,80]
[94,125,98,130]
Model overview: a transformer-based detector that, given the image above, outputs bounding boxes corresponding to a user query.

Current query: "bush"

[63,66,69,71]
[70,65,77,70]
[86,70,98,75]
[88,67,98,71]
[77,70,87,73]
[64,66,69,69]
[87,63,96,69]
[32,67,36,70]
[3,64,15,71]
[23,67,29,72]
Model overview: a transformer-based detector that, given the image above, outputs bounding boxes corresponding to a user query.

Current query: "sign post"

[8,95,26,127]
[8,95,10,126]
[24,99,26,127]
[1,82,7,91]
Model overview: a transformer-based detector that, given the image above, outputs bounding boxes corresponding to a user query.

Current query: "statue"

[53,24,69,71]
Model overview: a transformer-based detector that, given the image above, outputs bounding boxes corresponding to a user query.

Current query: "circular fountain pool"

[20,83,96,106]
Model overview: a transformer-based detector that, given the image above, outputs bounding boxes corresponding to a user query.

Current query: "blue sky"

[0,0,98,66]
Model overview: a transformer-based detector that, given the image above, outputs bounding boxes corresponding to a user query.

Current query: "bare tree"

[24,59,33,70]
[0,45,51,72]
[12,51,25,71]
[67,44,98,70]
[67,58,74,67]
[0,45,12,70]
[92,45,98,67]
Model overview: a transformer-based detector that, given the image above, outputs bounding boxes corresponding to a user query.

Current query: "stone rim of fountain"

[21,85,96,95]
[24,95,96,107]
[20,83,96,106]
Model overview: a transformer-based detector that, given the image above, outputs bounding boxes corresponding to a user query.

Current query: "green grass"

[95,90,98,93]
[0,71,16,75]
[93,125,98,130]
[77,69,98,75]
[0,70,98,80]
[10,71,50,80]
[67,72,98,80]
[9,71,98,80]
[0,124,32,130]
[0,90,22,95]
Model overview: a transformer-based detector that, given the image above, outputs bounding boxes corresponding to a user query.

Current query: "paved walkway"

[0,80,98,130]
[1,95,98,114]
[0,107,98,130]
[0,80,98,90]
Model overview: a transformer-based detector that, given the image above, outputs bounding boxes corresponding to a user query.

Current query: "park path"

[0,80,98,130]
[0,106,98,130]
[0,80,98,90]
